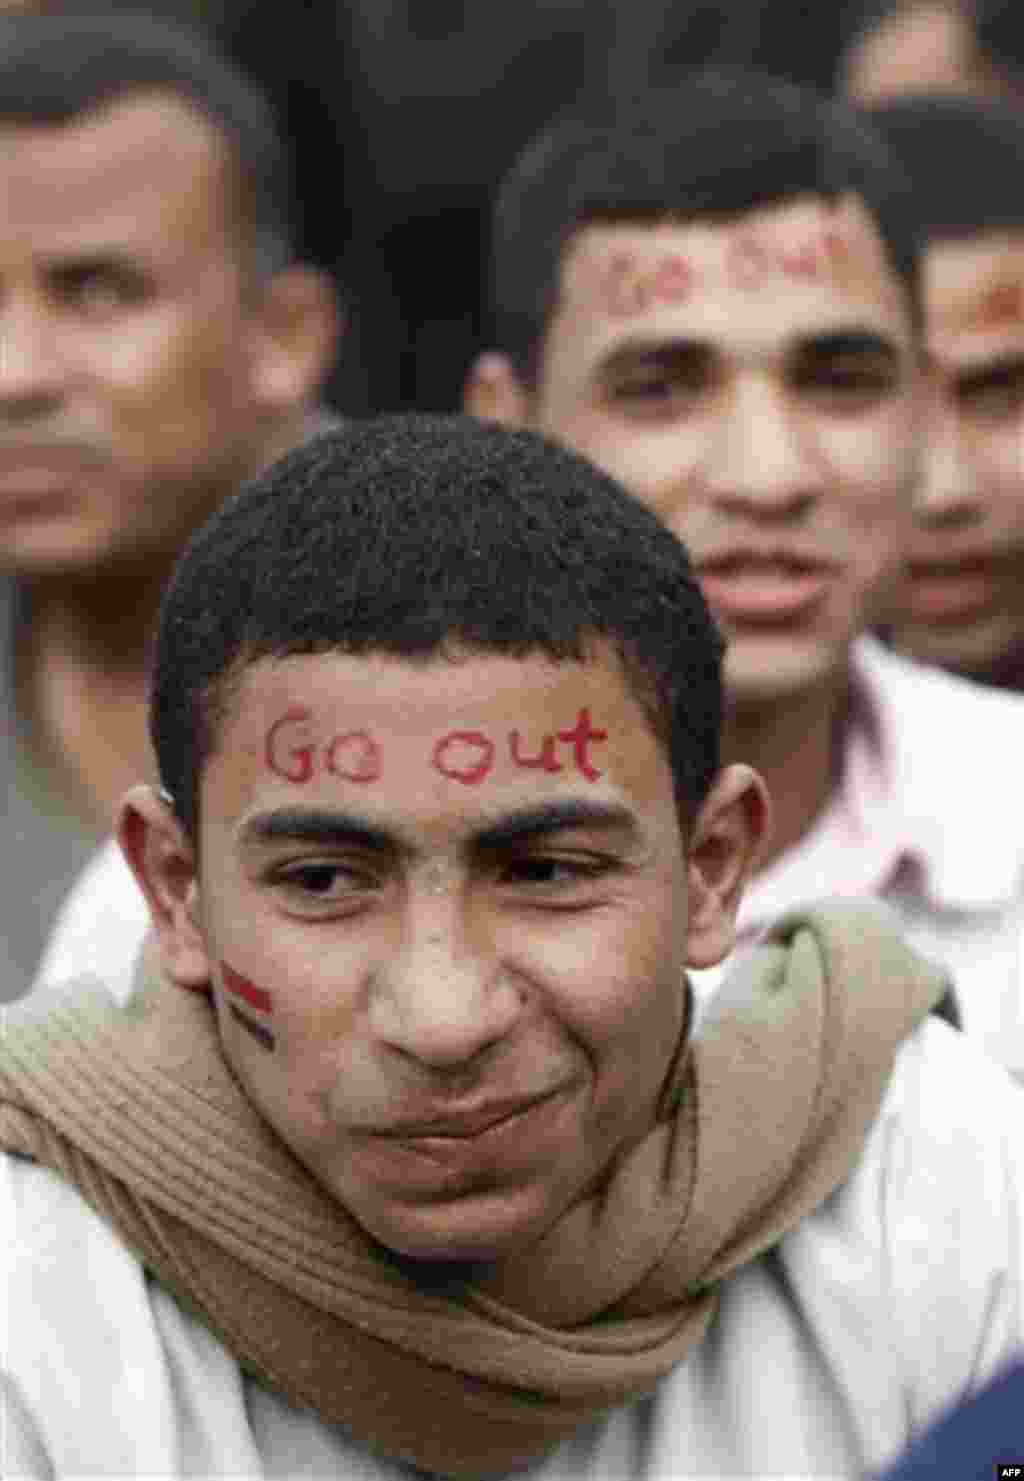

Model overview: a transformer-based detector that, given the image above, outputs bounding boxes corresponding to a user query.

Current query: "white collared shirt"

[698,638,1024,1078]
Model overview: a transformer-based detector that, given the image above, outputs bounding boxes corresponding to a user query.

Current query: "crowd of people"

[5,2,1024,1477]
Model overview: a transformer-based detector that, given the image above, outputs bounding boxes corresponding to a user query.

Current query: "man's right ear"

[116,784,212,989]
[463,351,531,426]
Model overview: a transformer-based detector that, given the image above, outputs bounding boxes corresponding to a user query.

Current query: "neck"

[17,562,170,830]
[23,407,329,673]
[25,557,172,675]
[721,674,848,874]
[15,407,331,823]
[961,639,1024,695]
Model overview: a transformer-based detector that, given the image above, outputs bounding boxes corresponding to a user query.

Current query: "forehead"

[0,91,234,260]
[847,3,973,101]
[203,647,676,834]
[547,194,913,372]
[925,231,1024,358]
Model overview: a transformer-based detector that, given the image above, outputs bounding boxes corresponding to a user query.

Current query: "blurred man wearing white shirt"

[465,69,1024,1076]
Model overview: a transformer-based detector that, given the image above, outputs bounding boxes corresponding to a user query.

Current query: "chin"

[0,529,106,576]
[723,634,845,705]
[891,619,1015,678]
[354,1189,565,1266]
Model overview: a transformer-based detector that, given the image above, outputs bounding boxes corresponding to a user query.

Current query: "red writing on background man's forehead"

[588,223,846,319]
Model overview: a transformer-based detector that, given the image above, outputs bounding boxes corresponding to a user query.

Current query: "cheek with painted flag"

[221,961,275,1051]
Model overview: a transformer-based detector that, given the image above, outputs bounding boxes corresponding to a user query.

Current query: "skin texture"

[843,4,985,103]
[469,196,920,707]
[889,232,1024,676]
[120,646,767,1263]
[0,90,325,579]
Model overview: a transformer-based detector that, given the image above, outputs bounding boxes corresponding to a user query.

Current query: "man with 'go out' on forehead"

[466,68,1024,1078]
[2,414,1023,1479]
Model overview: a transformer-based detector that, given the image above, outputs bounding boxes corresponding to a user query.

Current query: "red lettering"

[728,233,772,289]
[773,235,822,279]
[602,251,646,317]
[650,255,694,305]
[326,730,382,783]
[822,228,846,265]
[265,708,315,783]
[509,731,563,773]
[432,730,495,785]
[600,252,696,317]
[557,708,607,782]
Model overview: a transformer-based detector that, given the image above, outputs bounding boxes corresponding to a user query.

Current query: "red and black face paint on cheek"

[221,961,275,1051]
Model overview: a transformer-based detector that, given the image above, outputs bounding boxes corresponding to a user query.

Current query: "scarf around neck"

[0,900,945,1478]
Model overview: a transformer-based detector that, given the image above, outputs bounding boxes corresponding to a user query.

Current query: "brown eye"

[269,860,381,911]
[286,865,347,894]
[500,855,611,888]
[612,376,676,403]
[794,361,897,406]
[54,262,151,315]
[962,377,1024,422]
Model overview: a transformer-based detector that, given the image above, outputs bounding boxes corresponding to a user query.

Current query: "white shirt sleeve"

[0,1373,55,1480]
[32,839,150,1005]
[881,1017,1024,1428]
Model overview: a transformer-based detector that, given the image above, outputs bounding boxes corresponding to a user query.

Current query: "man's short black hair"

[152,414,724,842]
[867,93,1024,239]
[489,67,922,382]
[0,8,296,277]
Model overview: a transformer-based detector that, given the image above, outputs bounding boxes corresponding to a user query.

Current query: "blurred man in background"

[0,9,339,1001]
[869,94,1024,690]
[467,69,1024,1077]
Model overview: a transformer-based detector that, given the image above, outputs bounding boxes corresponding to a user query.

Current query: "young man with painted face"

[867,94,1024,690]
[0,11,339,1001]
[465,69,1024,1079]
[3,414,1023,1478]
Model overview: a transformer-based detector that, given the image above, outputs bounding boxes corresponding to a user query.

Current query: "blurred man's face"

[511,197,919,706]
[0,91,276,578]
[890,232,1024,674]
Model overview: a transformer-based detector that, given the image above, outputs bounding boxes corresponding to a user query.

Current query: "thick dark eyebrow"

[43,253,153,289]
[471,800,641,851]
[596,329,904,381]
[596,337,714,380]
[791,329,903,365]
[239,809,398,855]
[238,800,641,858]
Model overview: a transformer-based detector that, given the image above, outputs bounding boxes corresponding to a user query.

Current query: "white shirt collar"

[737,636,1024,939]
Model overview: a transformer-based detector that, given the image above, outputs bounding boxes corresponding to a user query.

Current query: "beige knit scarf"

[0,901,945,1479]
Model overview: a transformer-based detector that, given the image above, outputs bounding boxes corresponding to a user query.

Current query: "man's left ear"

[685,764,772,970]
[116,784,213,989]
[249,265,341,410]
[463,351,531,426]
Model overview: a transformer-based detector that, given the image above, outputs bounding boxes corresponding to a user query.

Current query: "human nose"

[0,300,68,417]
[701,377,821,519]
[369,896,524,1070]
[916,404,980,526]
